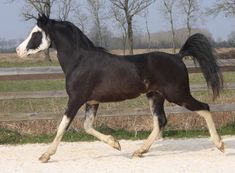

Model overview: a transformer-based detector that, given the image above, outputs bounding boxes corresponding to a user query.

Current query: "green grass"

[189,72,235,84]
[0,60,59,68]
[0,80,65,92]
[0,98,68,113]
[1,123,235,145]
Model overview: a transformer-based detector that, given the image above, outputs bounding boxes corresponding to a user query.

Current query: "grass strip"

[1,123,235,145]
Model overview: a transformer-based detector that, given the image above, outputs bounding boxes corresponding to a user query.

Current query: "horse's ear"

[38,13,42,19]
[37,13,49,27]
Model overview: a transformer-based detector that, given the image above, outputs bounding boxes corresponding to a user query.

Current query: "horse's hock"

[0,112,234,135]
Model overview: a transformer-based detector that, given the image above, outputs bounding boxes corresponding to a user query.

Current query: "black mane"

[61,21,95,49]
[51,19,106,51]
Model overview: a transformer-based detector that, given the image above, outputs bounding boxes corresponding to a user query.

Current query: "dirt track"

[0,136,235,173]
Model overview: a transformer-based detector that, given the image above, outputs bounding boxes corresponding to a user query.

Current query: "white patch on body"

[16,25,51,58]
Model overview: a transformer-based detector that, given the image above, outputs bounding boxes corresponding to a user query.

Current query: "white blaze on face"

[16,25,51,58]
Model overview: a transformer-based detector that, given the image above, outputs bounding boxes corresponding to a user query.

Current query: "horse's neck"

[56,48,80,76]
[50,29,92,75]
[50,34,75,75]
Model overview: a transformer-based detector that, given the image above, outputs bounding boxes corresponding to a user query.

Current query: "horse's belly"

[88,80,146,102]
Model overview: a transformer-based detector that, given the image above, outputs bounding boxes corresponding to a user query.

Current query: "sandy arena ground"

[0,136,234,173]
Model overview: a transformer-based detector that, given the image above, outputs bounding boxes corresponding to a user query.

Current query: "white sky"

[0,0,234,41]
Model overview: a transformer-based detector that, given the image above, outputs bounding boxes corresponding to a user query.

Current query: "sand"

[0,136,235,173]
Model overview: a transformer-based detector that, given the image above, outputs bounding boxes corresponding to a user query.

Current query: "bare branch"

[73,3,89,33]
[86,0,107,47]
[207,0,235,17]
[111,6,128,54]
[20,0,54,21]
[57,0,74,21]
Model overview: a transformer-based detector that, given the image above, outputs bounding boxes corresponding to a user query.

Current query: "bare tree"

[110,0,155,55]
[179,0,200,37]
[57,0,74,21]
[111,7,128,54]
[86,0,106,47]
[161,0,176,53]
[207,0,235,17]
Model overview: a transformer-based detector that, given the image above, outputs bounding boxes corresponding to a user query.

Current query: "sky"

[0,0,234,41]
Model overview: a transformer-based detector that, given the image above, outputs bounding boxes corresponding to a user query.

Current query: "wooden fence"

[1,59,235,122]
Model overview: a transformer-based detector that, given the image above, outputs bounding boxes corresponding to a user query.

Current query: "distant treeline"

[108,28,235,50]
[1,28,234,53]
[0,39,22,53]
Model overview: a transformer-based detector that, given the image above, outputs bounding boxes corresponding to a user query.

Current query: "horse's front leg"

[84,103,121,150]
[39,97,84,163]
[39,115,71,163]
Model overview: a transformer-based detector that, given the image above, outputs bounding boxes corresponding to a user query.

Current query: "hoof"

[39,153,50,163]
[217,142,225,153]
[131,151,143,159]
[107,136,121,151]
[132,148,149,159]
[113,139,121,151]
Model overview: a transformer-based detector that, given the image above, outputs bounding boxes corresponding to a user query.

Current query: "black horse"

[16,14,224,163]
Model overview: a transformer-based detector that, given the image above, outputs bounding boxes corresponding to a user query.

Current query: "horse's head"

[16,14,51,58]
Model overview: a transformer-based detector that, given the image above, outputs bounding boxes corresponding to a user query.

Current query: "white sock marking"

[45,115,70,155]
[196,110,222,147]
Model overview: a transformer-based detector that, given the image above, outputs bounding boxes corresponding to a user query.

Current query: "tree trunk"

[127,18,134,55]
[145,15,151,49]
[122,33,127,55]
[170,13,176,54]
[187,16,191,38]
[97,17,103,47]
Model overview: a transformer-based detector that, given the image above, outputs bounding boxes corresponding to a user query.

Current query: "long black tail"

[179,33,223,100]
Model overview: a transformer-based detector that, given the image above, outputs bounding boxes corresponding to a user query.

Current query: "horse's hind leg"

[84,103,121,150]
[132,92,166,158]
[174,94,224,152]
[197,110,224,152]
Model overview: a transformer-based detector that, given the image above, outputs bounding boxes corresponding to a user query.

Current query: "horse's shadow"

[146,137,235,157]
[92,137,235,159]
